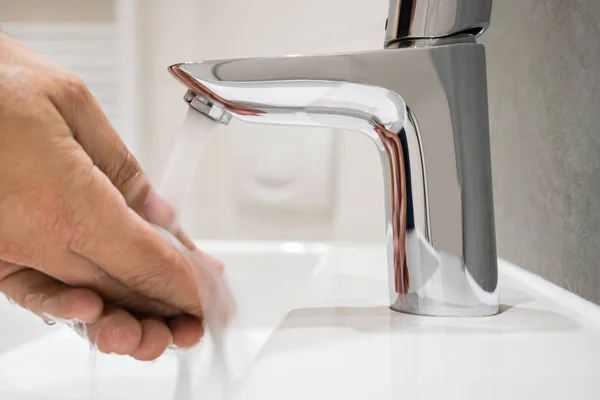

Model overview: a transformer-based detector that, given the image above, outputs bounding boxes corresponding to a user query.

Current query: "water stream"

[49,107,235,399]
[158,108,236,400]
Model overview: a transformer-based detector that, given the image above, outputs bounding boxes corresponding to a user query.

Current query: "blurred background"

[1,0,598,307]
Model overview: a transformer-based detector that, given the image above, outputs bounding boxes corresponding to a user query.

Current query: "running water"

[157,108,237,400]
[154,224,237,400]
[46,108,234,400]
[158,108,219,225]
[42,314,98,399]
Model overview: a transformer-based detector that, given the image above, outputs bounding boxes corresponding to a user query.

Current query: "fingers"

[0,267,103,324]
[46,77,197,250]
[85,304,142,355]
[64,164,205,317]
[6,234,182,318]
[47,75,151,215]
[50,252,182,318]
[193,248,225,273]
[46,72,226,319]
[86,306,199,360]
[47,73,226,264]
[131,317,173,361]
[47,71,224,263]
[168,315,205,348]
[144,191,224,271]
[143,189,195,249]
[0,262,203,360]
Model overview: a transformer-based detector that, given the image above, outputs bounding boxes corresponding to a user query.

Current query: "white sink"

[2,242,600,400]
[0,242,325,400]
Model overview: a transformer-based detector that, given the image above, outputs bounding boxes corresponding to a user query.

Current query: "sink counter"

[234,245,600,400]
[1,242,599,399]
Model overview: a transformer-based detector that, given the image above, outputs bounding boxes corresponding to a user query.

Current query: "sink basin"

[0,241,325,400]
[2,241,600,400]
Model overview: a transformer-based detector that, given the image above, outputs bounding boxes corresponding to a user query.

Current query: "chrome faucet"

[169,0,498,317]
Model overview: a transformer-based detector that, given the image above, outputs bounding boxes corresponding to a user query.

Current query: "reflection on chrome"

[169,0,498,317]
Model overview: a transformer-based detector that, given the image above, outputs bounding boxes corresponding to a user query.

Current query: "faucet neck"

[385,0,493,48]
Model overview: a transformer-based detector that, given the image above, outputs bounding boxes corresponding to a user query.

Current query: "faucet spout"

[169,35,499,317]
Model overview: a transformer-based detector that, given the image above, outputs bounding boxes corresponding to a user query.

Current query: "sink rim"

[191,240,330,256]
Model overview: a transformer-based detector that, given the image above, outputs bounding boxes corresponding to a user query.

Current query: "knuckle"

[123,266,172,298]
[118,292,177,317]
[21,282,50,313]
[57,72,90,103]
[118,244,175,294]
[112,152,142,190]
[156,241,181,270]
[66,222,92,255]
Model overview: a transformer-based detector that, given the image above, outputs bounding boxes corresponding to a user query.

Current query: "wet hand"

[0,32,222,360]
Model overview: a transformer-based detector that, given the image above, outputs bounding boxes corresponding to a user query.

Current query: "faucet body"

[170,0,498,317]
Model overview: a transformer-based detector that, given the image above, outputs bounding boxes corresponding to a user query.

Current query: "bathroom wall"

[137,0,388,242]
[481,0,600,305]
[0,0,113,21]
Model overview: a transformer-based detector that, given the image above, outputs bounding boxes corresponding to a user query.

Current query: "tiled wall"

[482,0,600,304]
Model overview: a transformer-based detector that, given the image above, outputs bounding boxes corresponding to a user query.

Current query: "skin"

[0,32,223,361]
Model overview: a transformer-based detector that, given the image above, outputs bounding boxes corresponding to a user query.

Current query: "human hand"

[0,32,222,360]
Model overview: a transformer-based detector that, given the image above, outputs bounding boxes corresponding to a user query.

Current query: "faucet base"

[388,249,499,317]
[391,298,499,318]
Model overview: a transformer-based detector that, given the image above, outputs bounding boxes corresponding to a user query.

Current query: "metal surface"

[385,0,493,47]
[169,1,497,317]
[183,90,232,125]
